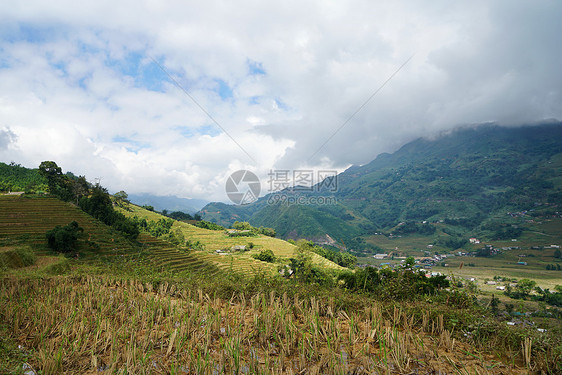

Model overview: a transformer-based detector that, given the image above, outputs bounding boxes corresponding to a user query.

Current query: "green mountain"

[200,122,562,250]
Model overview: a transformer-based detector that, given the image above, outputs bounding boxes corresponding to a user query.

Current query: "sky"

[0,0,561,202]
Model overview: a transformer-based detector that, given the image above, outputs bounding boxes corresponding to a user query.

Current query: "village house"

[373,253,388,260]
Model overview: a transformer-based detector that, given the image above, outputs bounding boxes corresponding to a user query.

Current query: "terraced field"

[0,195,342,276]
[0,195,219,276]
[0,195,134,256]
[117,204,344,274]
[137,233,220,276]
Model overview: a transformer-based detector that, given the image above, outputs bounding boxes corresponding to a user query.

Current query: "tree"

[252,249,276,263]
[38,161,63,189]
[515,278,536,298]
[38,161,72,200]
[290,241,314,281]
[113,190,129,208]
[403,256,416,268]
[46,221,84,253]
[233,221,253,230]
[79,184,139,239]
[71,176,89,204]
[554,249,562,259]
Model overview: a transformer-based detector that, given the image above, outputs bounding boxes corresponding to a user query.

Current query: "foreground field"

[0,274,539,374]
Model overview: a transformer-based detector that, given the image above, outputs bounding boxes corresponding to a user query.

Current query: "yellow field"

[117,204,343,275]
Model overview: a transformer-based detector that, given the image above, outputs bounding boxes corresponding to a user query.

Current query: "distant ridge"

[128,193,209,214]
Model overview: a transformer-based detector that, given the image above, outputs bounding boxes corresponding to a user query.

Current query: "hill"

[200,122,562,251]
[115,203,344,275]
[0,172,560,374]
[0,194,221,276]
[127,193,208,214]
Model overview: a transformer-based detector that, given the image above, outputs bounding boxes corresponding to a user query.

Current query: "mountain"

[127,193,209,214]
[200,122,562,249]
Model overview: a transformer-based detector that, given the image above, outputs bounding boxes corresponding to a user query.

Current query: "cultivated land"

[0,194,560,374]
[360,218,562,291]
[116,203,344,275]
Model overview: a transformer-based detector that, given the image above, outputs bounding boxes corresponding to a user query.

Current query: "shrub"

[337,266,450,301]
[45,221,84,253]
[252,249,276,263]
[195,220,224,231]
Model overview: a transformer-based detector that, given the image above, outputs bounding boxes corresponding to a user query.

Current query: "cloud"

[0,127,17,150]
[0,0,560,201]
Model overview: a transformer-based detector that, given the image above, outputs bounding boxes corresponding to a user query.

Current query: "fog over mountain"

[1,1,560,201]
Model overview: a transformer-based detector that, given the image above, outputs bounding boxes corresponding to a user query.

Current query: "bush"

[195,220,225,231]
[231,221,276,237]
[337,266,450,301]
[252,249,276,263]
[45,259,71,275]
[45,221,84,253]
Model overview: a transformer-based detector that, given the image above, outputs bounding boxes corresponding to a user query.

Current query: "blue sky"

[0,0,561,201]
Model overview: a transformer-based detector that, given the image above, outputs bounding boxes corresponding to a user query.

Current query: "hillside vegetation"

[201,123,562,252]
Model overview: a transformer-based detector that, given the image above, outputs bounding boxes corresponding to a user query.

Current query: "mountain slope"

[200,122,562,248]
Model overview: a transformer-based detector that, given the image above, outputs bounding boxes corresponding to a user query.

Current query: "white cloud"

[0,0,560,202]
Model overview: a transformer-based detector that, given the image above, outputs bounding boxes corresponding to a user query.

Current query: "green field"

[361,219,562,290]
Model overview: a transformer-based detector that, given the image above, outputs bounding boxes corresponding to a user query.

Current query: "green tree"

[113,191,129,208]
[233,221,252,230]
[71,176,89,204]
[554,249,561,259]
[38,161,73,200]
[515,278,536,298]
[252,249,276,263]
[403,256,416,268]
[38,161,63,191]
[46,221,84,253]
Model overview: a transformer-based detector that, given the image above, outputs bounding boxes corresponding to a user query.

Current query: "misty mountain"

[199,122,562,248]
[128,194,209,214]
